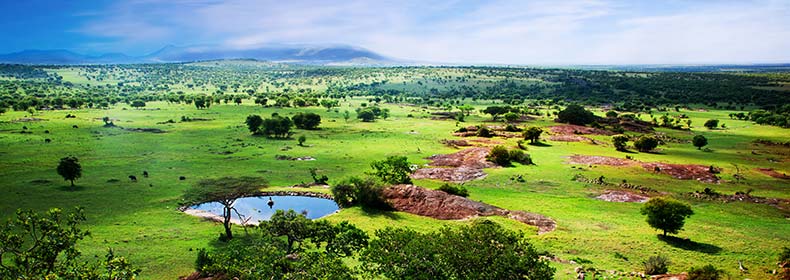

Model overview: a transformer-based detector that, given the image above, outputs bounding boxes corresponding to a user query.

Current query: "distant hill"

[0,44,395,66]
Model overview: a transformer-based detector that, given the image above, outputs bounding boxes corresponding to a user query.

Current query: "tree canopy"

[640,197,694,236]
[56,156,82,187]
[557,104,597,125]
[184,176,267,240]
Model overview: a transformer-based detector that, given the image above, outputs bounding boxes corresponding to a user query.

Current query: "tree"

[692,135,708,150]
[245,114,264,134]
[606,110,619,118]
[0,207,139,279]
[503,112,519,123]
[343,110,351,122]
[370,156,413,184]
[487,145,512,166]
[183,177,267,240]
[361,220,555,279]
[331,176,389,209]
[262,210,312,253]
[457,104,475,116]
[704,119,719,129]
[320,99,339,111]
[482,106,512,121]
[357,109,376,122]
[557,104,596,125]
[634,135,660,152]
[57,156,82,187]
[640,197,694,236]
[261,116,293,138]
[298,135,307,146]
[523,127,543,143]
[292,112,321,130]
[612,134,629,151]
[130,100,146,109]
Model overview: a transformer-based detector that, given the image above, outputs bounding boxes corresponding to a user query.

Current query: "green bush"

[487,145,512,166]
[509,149,533,165]
[438,183,469,197]
[687,264,722,280]
[634,135,660,152]
[643,255,670,275]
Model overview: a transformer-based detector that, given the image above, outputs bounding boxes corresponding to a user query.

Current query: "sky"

[1,0,789,64]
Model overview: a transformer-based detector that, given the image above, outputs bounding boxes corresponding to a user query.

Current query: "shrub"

[477,126,494,137]
[640,197,694,236]
[504,124,521,132]
[557,104,596,125]
[634,135,659,152]
[523,126,543,143]
[643,255,670,275]
[612,135,629,151]
[331,176,389,210]
[704,119,719,129]
[687,264,722,280]
[509,149,533,165]
[692,135,708,150]
[487,145,511,166]
[292,112,321,129]
[370,156,413,185]
[438,183,469,197]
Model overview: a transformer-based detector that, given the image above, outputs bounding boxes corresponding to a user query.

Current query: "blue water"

[190,195,339,224]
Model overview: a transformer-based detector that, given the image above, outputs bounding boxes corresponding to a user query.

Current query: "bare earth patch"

[383,185,556,234]
[550,135,592,142]
[549,124,614,136]
[567,155,721,183]
[11,117,47,122]
[596,190,649,202]
[756,168,790,179]
[411,147,494,182]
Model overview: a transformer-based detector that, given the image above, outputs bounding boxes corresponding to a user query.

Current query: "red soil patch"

[412,147,494,182]
[440,139,472,147]
[383,185,556,234]
[642,163,720,183]
[550,135,592,142]
[567,155,721,183]
[567,155,636,166]
[756,168,790,179]
[549,124,614,136]
[596,190,649,202]
[467,138,505,146]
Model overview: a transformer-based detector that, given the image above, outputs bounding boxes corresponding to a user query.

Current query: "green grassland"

[1,66,789,279]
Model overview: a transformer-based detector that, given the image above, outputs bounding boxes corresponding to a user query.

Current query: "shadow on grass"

[56,185,85,191]
[657,235,722,255]
[529,142,552,147]
[360,207,401,220]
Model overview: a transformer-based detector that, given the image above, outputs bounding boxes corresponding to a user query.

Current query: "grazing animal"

[44,138,51,143]
[72,125,79,129]
[44,130,50,134]
[128,175,137,182]
[179,176,186,180]
[22,126,28,130]
[143,171,149,178]
[739,260,748,274]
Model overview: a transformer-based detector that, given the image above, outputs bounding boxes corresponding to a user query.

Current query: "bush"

[643,255,670,275]
[370,156,413,185]
[687,264,722,280]
[292,112,321,129]
[557,104,596,125]
[692,135,708,150]
[640,197,694,236]
[331,176,389,210]
[634,135,659,152]
[438,183,469,197]
[612,134,629,151]
[477,126,494,137]
[487,145,512,166]
[704,119,719,129]
[504,124,521,132]
[509,149,533,165]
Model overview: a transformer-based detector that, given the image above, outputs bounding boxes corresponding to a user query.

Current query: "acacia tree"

[370,156,413,185]
[245,115,264,134]
[612,135,629,151]
[184,177,267,240]
[634,136,660,152]
[640,197,694,236]
[704,119,719,129]
[523,127,543,143]
[557,104,596,125]
[57,156,82,188]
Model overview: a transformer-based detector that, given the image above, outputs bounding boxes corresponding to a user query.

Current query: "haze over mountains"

[0,44,395,66]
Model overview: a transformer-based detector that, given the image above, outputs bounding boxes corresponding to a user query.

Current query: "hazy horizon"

[2,0,789,65]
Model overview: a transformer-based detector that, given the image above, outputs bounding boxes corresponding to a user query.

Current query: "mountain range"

[0,44,395,66]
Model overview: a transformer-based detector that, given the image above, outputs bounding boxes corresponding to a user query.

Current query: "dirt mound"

[642,163,720,183]
[567,155,636,166]
[383,185,556,234]
[550,124,614,136]
[567,155,720,183]
[411,148,494,182]
[11,117,47,122]
[596,190,649,202]
[550,135,592,142]
[440,139,472,147]
[756,168,790,179]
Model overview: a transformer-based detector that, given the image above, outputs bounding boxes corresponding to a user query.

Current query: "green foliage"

[612,134,629,151]
[331,176,389,210]
[476,126,494,137]
[261,116,294,138]
[309,168,328,184]
[687,264,723,280]
[606,110,619,118]
[634,135,660,152]
[557,104,596,125]
[57,156,82,187]
[704,119,719,129]
[369,155,413,185]
[0,207,139,279]
[503,112,519,123]
[245,114,264,134]
[292,112,321,130]
[356,106,389,122]
[780,246,790,265]
[261,210,313,253]
[482,106,513,121]
[130,100,146,109]
[509,149,533,165]
[640,197,694,236]
[523,126,543,143]
[487,145,512,166]
[297,135,306,146]
[361,220,555,279]
[693,135,708,150]
[438,183,469,197]
[642,255,670,275]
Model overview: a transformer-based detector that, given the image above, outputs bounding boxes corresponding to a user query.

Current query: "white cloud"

[75,0,790,64]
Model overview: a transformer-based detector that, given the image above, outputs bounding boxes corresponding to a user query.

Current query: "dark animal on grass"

[44,130,49,133]
[44,138,51,143]
[22,126,28,130]
[179,176,186,180]
[129,175,137,182]
[143,171,149,178]
[72,125,78,129]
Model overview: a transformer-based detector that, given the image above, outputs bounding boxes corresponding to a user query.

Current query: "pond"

[189,195,339,224]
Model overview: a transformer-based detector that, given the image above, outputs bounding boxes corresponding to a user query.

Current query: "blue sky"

[1,0,789,64]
